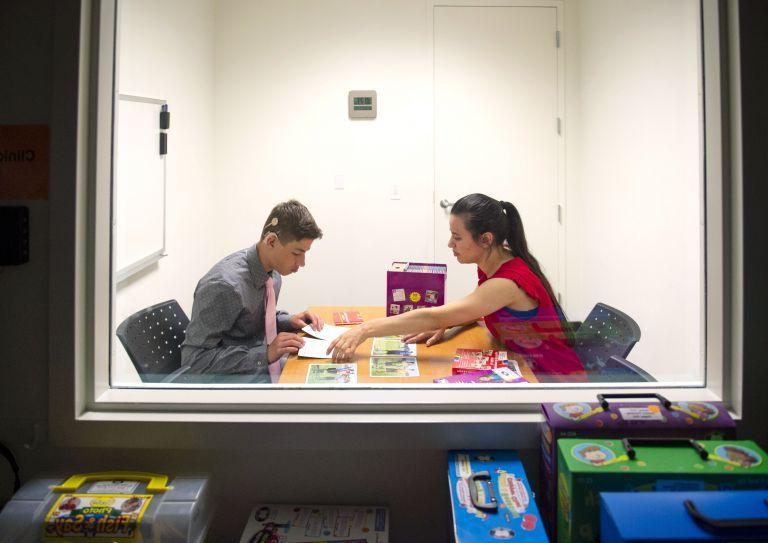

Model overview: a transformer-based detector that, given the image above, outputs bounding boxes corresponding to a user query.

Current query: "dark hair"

[261,199,323,242]
[451,193,572,341]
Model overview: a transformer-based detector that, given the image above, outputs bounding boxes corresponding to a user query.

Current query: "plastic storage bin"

[0,471,211,543]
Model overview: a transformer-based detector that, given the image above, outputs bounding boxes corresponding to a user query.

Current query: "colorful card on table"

[452,348,509,374]
[333,310,364,325]
[370,357,419,377]
[371,336,417,357]
[434,366,526,384]
[306,363,357,384]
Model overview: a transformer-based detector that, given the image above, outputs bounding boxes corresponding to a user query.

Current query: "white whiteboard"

[114,94,167,282]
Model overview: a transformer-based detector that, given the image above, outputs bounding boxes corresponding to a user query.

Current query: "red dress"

[478,258,586,382]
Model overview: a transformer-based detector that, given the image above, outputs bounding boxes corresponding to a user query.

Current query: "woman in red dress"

[328,193,586,382]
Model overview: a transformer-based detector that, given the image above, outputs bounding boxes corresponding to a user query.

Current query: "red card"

[333,311,363,325]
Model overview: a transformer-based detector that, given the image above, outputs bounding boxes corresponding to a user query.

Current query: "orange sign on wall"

[0,124,50,200]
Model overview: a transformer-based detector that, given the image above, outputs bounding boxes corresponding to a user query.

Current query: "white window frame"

[48,0,742,448]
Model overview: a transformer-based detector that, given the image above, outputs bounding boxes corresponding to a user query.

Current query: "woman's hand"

[327,326,367,362]
[403,328,446,347]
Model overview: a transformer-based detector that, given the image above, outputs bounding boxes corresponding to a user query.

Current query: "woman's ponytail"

[498,200,574,346]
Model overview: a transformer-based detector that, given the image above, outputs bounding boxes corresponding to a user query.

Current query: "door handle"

[439,199,454,209]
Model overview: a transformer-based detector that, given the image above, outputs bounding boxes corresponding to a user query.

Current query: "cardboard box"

[386,262,446,316]
[448,450,548,543]
[540,395,736,539]
[238,504,389,543]
[600,490,768,542]
[557,438,768,543]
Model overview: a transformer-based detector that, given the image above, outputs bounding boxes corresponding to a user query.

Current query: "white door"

[434,5,562,302]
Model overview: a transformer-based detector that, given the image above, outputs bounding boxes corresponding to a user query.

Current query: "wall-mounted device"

[0,206,29,265]
[348,90,377,119]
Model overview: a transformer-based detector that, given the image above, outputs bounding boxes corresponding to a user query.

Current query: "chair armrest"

[160,365,191,383]
[598,355,655,382]
[565,320,582,334]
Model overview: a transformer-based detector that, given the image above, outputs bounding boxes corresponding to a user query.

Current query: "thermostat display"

[348,90,377,119]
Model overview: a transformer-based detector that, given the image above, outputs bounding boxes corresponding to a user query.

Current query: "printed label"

[87,481,140,494]
[43,493,151,540]
[618,406,665,421]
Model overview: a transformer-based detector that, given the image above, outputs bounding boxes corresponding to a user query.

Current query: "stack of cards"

[370,336,419,377]
[333,310,364,325]
[452,348,510,374]
[434,364,526,384]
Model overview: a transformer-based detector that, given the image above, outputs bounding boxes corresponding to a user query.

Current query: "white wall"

[112,0,219,383]
[212,0,435,312]
[563,0,703,381]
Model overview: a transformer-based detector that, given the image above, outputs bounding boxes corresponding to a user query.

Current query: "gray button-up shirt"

[180,245,296,378]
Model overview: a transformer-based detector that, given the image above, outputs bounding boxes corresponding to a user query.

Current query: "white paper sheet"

[301,323,347,342]
[298,336,334,358]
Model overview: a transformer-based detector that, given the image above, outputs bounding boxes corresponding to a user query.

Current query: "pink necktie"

[265,275,280,383]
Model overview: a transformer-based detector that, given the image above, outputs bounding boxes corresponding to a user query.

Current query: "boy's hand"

[289,309,324,331]
[267,332,305,363]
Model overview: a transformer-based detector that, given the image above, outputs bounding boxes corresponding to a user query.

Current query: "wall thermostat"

[348,90,377,119]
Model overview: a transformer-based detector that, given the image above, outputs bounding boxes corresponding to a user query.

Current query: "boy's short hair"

[261,199,323,242]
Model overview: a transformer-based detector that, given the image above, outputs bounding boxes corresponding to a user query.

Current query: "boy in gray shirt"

[181,200,323,382]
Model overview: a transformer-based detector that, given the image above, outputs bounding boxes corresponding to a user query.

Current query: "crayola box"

[448,450,548,543]
[539,396,735,538]
[556,438,768,543]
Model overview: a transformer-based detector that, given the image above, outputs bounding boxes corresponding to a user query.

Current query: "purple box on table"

[386,262,446,317]
[539,394,736,540]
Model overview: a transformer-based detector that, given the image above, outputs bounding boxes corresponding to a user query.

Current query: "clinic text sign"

[0,124,49,200]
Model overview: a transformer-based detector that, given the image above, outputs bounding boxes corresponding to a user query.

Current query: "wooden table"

[279,306,538,384]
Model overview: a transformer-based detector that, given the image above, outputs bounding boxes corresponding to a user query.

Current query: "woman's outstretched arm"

[327,278,525,361]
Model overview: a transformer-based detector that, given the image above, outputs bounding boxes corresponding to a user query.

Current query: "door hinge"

[557,291,562,304]
[557,117,562,135]
[558,204,562,224]
[556,30,561,48]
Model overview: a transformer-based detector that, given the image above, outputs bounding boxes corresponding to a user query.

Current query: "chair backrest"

[116,299,189,382]
[572,302,641,373]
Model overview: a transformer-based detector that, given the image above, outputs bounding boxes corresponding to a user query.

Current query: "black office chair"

[116,299,191,383]
[571,302,652,382]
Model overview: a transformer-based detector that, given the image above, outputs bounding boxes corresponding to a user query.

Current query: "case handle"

[684,498,768,530]
[621,437,709,460]
[52,471,170,493]
[468,471,498,512]
[596,393,671,411]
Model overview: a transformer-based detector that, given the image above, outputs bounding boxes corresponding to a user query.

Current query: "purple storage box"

[386,262,447,317]
[539,394,736,541]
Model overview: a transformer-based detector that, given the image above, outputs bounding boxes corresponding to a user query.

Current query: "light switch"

[334,174,344,190]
